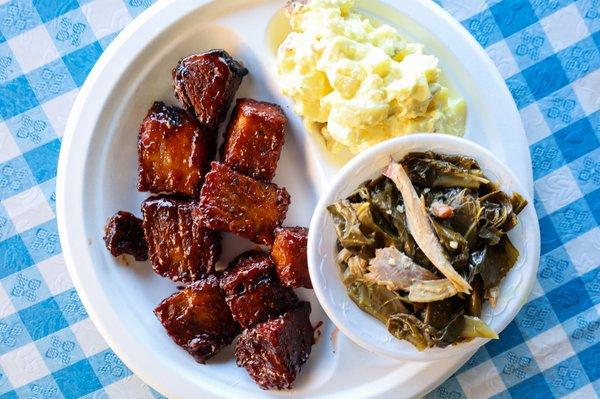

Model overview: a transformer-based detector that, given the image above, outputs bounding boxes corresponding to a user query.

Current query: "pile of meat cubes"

[102,49,313,390]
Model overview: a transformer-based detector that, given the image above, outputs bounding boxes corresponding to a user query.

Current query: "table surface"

[0,0,598,398]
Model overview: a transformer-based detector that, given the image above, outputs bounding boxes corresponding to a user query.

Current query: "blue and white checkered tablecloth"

[0,0,597,398]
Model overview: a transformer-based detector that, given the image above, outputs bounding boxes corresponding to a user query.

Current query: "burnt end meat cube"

[221,251,298,329]
[173,49,248,130]
[137,101,216,197]
[142,195,220,283]
[235,302,313,390]
[221,99,287,181]
[198,162,290,245]
[103,211,148,261]
[154,275,240,363]
[271,227,311,289]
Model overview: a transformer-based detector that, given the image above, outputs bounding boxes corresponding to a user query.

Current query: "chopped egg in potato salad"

[276,0,466,154]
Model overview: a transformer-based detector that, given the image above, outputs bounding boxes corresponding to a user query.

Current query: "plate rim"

[56,0,534,398]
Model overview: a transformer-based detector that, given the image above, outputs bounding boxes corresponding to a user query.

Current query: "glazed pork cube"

[103,211,148,261]
[271,227,311,288]
[198,162,290,245]
[142,195,220,283]
[221,251,298,329]
[235,302,313,390]
[173,49,248,130]
[154,275,240,363]
[221,99,287,181]
[137,101,216,197]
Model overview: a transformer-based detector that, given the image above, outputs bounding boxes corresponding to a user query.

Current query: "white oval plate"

[56,0,536,398]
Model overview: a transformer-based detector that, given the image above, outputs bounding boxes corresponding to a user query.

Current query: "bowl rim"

[307,133,540,361]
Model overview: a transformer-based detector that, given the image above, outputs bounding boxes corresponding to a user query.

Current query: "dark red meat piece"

[235,302,313,390]
[137,101,216,197]
[154,275,240,363]
[197,162,290,245]
[271,227,311,289]
[103,211,148,261]
[173,49,248,130]
[221,99,287,181]
[221,251,298,329]
[142,195,220,283]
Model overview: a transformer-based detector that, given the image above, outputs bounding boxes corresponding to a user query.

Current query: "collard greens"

[328,151,527,350]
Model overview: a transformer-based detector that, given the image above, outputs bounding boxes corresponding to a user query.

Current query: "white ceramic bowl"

[308,134,540,361]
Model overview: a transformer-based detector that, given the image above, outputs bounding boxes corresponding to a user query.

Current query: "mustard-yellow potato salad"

[276,0,466,154]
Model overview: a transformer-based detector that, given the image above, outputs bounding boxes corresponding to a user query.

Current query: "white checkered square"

[541,4,590,53]
[564,228,600,275]
[526,324,576,371]
[486,39,520,79]
[564,383,596,398]
[572,69,600,115]
[105,376,154,399]
[80,0,132,40]
[520,102,552,145]
[1,186,54,234]
[36,254,73,296]
[0,123,21,163]
[7,25,60,74]
[457,359,507,398]
[534,165,584,214]
[0,342,50,387]
[70,319,108,358]
[41,89,79,137]
[0,283,16,318]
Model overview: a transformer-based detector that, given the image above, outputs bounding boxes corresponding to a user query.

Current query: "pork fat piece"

[271,227,311,288]
[103,211,148,261]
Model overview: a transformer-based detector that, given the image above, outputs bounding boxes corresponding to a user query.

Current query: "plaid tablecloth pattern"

[0,0,597,398]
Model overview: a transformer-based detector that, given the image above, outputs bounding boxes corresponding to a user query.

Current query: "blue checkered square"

[88,349,132,387]
[0,1,43,40]
[54,289,87,325]
[530,0,572,19]
[462,9,505,48]
[125,0,155,18]
[19,219,60,263]
[523,55,570,100]
[548,196,596,244]
[0,204,17,242]
[22,139,60,184]
[46,9,95,55]
[33,0,78,23]
[98,33,118,51]
[506,23,554,70]
[544,355,590,396]
[18,297,68,340]
[0,267,51,311]
[0,390,17,399]
[13,375,61,399]
[577,342,600,382]
[36,328,86,372]
[581,268,600,304]
[0,76,39,119]
[555,118,600,163]
[61,41,102,86]
[505,72,535,108]
[38,178,57,214]
[547,278,594,322]
[26,59,76,104]
[424,376,466,399]
[515,295,561,339]
[0,42,21,84]
[493,343,541,387]
[491,0,539,37]
[458,346,491,373]
[575,0,600,33]
[6,106,56,153]
[537,86,586,132]
[531,135,566,179]
[507,373,553,399]
[538,247,578,291]
[0,156,37,200]
[486,320,526,357]
[0,364,12,395]
[52,359,102,399]
[585,187,600,224]
[0,235,34,279]
[556,36,600,82]
[0,312,31,355]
